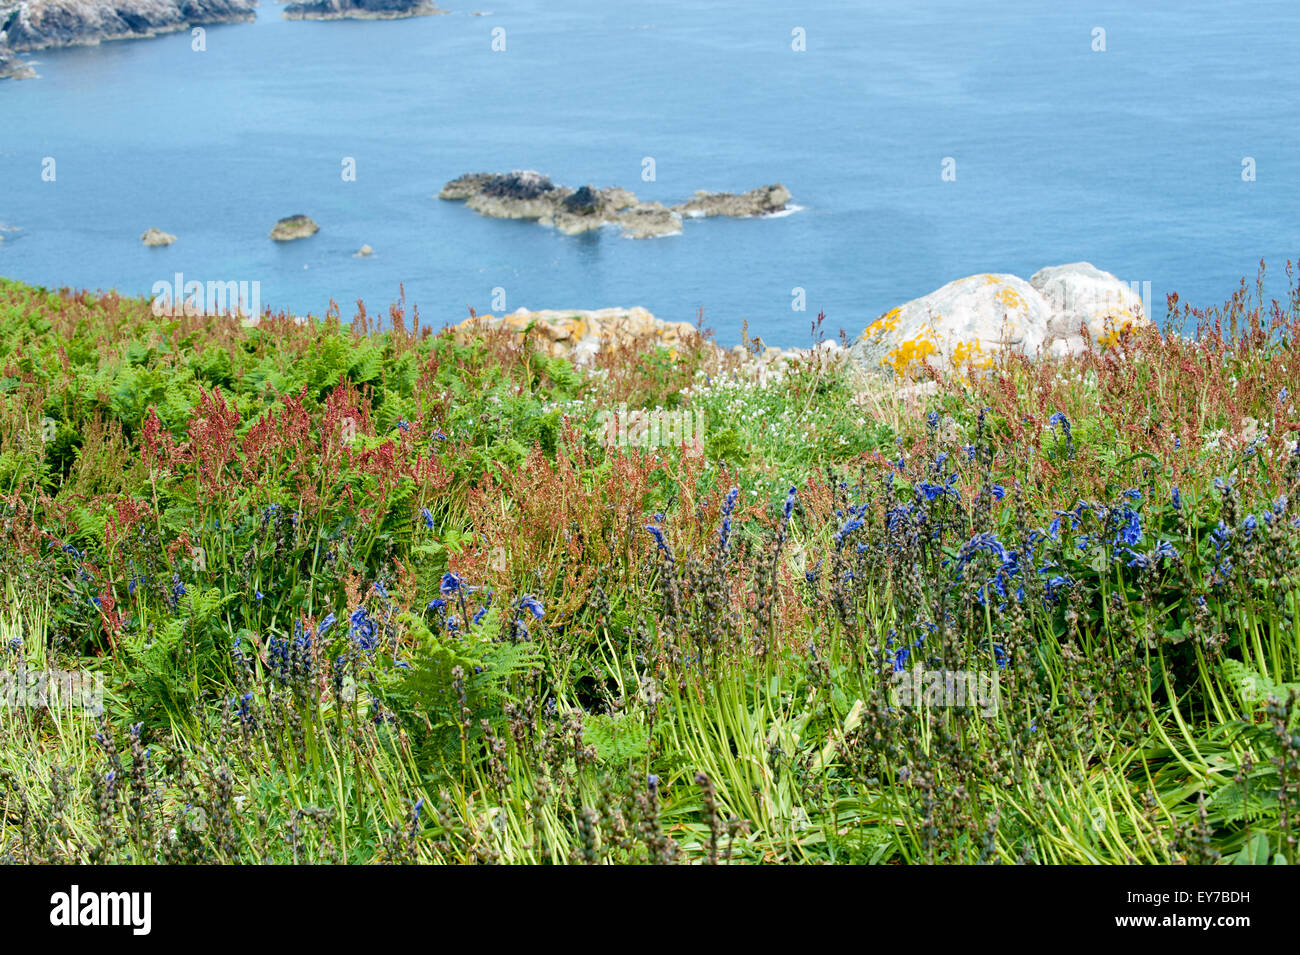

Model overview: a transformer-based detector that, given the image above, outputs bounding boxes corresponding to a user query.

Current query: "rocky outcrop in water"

[282,0,447,21]
[439,170,793,239]
[674,185,792,218]
[0,0,255,75]
[0,45,34,77]
[141,227,176,246]
[270,215,319,241]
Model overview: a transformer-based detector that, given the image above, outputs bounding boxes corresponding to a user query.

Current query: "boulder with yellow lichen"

[849,273,1049,377]
[452,307,701,365]
[849,264,1151,377]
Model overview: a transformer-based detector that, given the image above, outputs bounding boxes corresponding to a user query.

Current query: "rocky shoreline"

[0,0,447,77]
[282,0,447,21]
[0,0,256,77]
[439,170,793,239]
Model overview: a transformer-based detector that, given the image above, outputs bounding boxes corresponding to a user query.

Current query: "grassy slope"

[1,274,1298,863]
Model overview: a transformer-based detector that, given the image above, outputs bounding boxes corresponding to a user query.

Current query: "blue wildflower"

[782,486,797,522]
[1115,507,1142,549]
[718,487,740,552]
[646,524,672,560]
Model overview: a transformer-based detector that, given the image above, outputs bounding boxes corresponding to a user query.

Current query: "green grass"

[1,274,1298,863]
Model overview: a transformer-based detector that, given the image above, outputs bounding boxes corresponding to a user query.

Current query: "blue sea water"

[1,0,1298,347]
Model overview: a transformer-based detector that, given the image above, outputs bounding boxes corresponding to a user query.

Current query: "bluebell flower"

[439,572,463,595]
[782,486,797,522]
[427,597,446,613]
[805,558,823,584]
[421,507,434,529]
[518,594,545,619]
[1122,488,1142,502]
[926,411,939,430]
[1171,486,1181,511]
[397,419,410,431]
[318,612,336,638]
[718,487,740,552]
[349,606,378,651]
[646,524,672,560]
[1114,507,1142,549]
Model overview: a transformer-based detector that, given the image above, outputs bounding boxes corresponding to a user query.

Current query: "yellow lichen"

[863,306,903,340]
[995,284,1024,311]
[951,339,992,369]
[882,335,938,377]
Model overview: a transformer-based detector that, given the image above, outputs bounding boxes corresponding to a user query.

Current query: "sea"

[1,0,1298,346]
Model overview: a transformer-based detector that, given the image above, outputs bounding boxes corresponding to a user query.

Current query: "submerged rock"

[439,170,792,240]
[270,215,319,242]
[283,0,448,21]
[141,227,176,247]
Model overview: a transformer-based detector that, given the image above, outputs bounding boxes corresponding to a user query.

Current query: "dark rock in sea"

[481,170,559,201]
[282,0,448,20]
[562,184,603,216]
[438,172,494,201]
